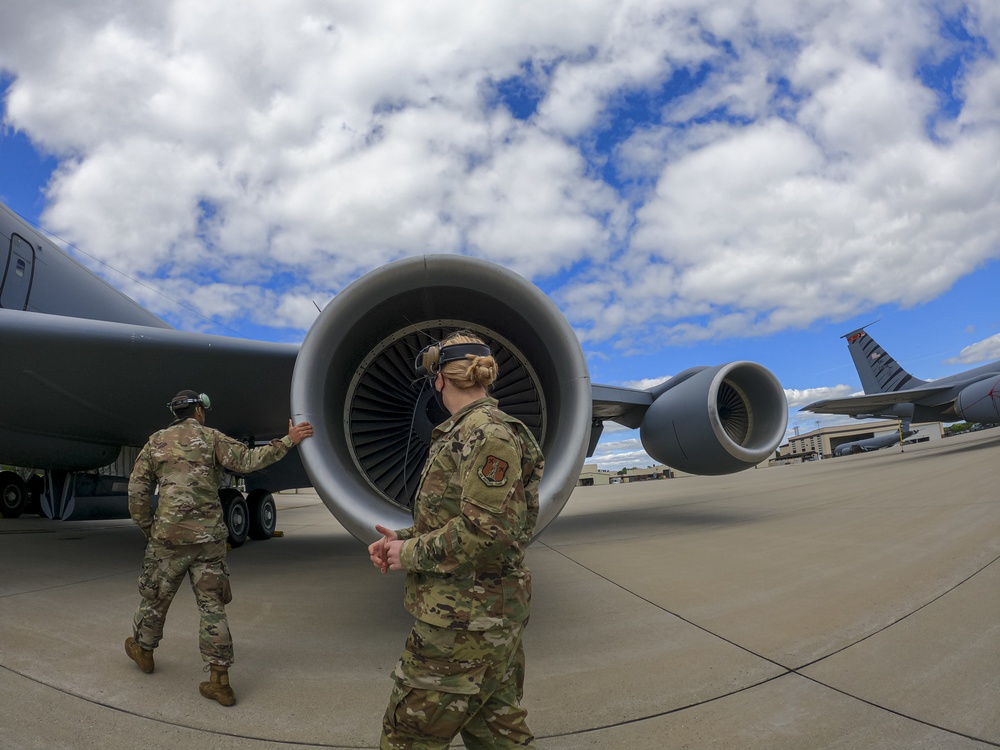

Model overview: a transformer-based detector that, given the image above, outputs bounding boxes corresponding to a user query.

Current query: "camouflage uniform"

[128,417,293,665]
[382,397,544,749]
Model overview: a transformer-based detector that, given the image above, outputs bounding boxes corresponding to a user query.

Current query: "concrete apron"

[1,429,998,749]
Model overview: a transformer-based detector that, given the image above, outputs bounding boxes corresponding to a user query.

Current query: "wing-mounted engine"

[290,255,592,542]
[953,376,1000,424]
[639,363,788,475]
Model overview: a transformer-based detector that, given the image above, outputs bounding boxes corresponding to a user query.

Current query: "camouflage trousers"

[132,539,234,665]
[381,619,534,749]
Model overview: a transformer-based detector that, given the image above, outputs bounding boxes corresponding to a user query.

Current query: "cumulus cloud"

[783,385,858,409]
[946,332,1000,365]
[621,375,671,390]
[0,0,997,348]
[590,442,655,472]
[600,421,634,435]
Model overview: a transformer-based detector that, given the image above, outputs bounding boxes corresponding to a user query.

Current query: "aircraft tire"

[247,489,276,541]
[0,471,27,519]
[220,488,249,548]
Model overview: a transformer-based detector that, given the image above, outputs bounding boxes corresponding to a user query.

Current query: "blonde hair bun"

[440,333,497,390]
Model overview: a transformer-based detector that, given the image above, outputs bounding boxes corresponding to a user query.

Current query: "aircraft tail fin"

[843,327,927,395]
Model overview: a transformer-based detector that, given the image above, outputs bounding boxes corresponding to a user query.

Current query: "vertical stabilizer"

[843,328,927,395]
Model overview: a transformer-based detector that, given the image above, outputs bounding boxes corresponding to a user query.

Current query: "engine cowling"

[639,363,788,475]
[954,376,1000,424]
[290,255,592,542]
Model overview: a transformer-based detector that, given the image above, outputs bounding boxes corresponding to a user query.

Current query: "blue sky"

[2,1,999,469]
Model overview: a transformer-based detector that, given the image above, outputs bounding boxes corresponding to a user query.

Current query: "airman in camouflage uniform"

[370,334,544,749]
[125,389,312,707]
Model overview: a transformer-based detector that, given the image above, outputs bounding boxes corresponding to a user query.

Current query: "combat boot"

[124,637,154,673]
[199,664,236,706]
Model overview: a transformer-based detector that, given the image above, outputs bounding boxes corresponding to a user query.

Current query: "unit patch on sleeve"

[478,455,510,486]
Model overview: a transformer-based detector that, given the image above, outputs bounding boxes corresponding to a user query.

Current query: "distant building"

[577,464,616,486]
[776,420,943,462]
[577,463,675,486]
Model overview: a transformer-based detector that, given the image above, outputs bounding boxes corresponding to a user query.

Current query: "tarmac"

[1,427,998,749]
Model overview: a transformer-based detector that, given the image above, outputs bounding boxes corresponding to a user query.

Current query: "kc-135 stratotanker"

[0,200,788,544]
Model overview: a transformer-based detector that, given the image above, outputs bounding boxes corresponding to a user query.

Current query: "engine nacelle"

[290,255,592,542]
[954,376,1000,424]
[639,363,788,475]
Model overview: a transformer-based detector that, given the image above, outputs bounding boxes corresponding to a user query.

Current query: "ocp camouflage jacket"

[397,396,544,630]
[128,418,293,545]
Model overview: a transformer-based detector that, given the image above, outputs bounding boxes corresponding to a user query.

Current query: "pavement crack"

[538,541,1000,747]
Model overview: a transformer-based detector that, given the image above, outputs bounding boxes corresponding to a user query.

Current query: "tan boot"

[199,664,236,706]
[124,637,154,673]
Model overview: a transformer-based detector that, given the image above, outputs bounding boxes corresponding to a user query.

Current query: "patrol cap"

[414,341,491,378]
[168,390,212,414]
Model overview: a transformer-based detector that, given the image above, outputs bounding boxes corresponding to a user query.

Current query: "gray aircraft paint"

[0,200,787,539]
[832,428,918,457]
[0,203,170,327]
[803,326,1000,426]
[0,234,34,310]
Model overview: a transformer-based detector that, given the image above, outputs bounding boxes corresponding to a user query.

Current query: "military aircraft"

[802,326,1000,429]
[831,425,918,456]
[0,200,788,544]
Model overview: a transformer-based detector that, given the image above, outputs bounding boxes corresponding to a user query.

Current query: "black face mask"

[431,374,448,415]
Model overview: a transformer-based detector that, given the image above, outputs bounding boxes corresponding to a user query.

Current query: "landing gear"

[246,489,277,540]
[219,488,249,548]
[0,471,27,518]
[41,470,76,519]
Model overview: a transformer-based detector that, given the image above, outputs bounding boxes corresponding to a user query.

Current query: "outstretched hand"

[369,524,403,574]
[287,419,314,445]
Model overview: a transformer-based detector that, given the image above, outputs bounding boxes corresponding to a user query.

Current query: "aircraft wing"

[1,307,663,450]
[802,384,957,416]
[0,251,789,541]
[0,200,784,539]
[0,308,297,469]
[590,383,654,429]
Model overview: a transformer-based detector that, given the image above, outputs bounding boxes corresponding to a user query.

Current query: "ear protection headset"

[413,341,492,378]
[168,392,212,415]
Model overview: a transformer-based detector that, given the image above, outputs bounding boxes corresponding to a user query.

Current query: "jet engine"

[291,255,592,542]
[639,364,788,475]
[953,376,1000,424]
[290,254,788,543]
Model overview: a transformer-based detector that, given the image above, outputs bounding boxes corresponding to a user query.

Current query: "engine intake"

[640,363,788,474]
[291,255,592,542]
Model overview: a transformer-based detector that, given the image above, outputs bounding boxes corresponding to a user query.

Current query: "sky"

[1,0,999,471]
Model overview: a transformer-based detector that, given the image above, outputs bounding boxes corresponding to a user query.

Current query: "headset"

[167,392,212,415]
[413,340,492,379]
